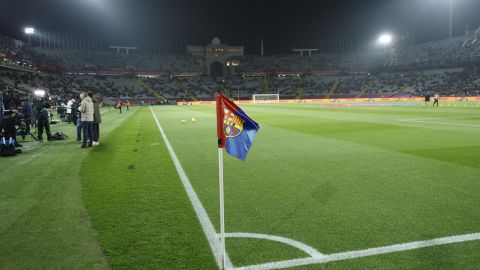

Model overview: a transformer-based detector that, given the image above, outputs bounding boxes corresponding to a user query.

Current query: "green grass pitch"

[1,102,480,269]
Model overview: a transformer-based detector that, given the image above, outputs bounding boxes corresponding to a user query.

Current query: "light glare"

[378,34,393,45]
[24,27,35,34]
[34,90,46,97]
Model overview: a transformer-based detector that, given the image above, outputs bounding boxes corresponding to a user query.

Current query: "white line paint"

[149,107,233,269]
[225,233,325,258]
[235,232,480,270]
[397,119,480,127]
[398,116,480,121]
[150,106,480,270]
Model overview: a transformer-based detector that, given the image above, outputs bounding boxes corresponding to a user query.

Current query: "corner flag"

[216,92,259,269]
[216,93,260,160]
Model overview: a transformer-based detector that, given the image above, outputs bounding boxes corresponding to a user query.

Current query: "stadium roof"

[1,0,480,54]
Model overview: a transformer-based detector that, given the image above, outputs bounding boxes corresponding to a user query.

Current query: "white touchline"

[149,107,324,268]
[398,116,480,122]
[397,120,480,127]
[149,107,233,269]
[150,107,480,270]
[235,232,480,270]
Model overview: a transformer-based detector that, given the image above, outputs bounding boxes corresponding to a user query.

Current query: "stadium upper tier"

[1,33,480,73]
[34,48,206,73]
[1,33,480,102]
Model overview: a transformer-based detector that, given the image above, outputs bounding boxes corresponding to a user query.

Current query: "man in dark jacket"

[37,103,52,142]
[70,98,82,141]
[88,91,101,146]
[424,93,431,105]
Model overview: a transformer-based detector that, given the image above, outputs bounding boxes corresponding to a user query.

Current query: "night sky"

[1,0,480,54]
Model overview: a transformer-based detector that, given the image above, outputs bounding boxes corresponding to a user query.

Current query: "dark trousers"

[82,121,93,145]
[1,116,17,142]
[92,123,100,142]
[31,113,36,128]
[119,106,122,113]
[37,118,51,141]
[25,118,31,134]
[433,100,439,107]
[76,118,82,141]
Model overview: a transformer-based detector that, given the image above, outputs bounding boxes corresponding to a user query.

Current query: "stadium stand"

[1,33,480,102]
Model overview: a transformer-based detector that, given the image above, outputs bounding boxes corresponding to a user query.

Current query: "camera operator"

[1,90,23,147]
[36,101,53,142]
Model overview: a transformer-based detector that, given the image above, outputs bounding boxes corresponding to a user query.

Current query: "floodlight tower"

[24,27,35,46]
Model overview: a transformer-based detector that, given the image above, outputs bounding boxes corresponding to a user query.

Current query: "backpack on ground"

[52,131,68,140]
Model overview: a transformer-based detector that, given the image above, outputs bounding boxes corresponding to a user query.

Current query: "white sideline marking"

[398,116,480,121]
[397,119,480,127]
[150,107,480,269]
[235,232,480,270]
[225,233,325,258]
[149,107,233,269]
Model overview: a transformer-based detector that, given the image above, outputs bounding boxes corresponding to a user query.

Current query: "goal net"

[252,94,279,104]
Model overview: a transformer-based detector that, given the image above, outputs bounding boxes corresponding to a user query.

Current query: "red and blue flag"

[216,93,259,160]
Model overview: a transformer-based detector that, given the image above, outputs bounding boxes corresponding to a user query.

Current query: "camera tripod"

[16,124,38,142]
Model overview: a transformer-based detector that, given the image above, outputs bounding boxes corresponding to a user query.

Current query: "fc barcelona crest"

[223,108,244,138]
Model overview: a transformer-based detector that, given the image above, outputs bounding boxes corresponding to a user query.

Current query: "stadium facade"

[187,37,243,77]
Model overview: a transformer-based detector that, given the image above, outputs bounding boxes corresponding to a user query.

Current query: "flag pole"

[218,147,226,270]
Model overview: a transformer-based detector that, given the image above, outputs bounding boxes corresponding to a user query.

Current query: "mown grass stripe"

[82,107,217,269]
[0,108,129,270]
[149,106,233,269]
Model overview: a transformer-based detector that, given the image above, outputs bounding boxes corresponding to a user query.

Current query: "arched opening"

[210,61,224,78]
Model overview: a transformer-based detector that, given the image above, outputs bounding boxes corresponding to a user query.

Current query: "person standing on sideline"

[66,98,74,123]
[79,92,94,148]
[117,99,122,114]
[88,91,101,146]
[37,103,52,142]
[126,99,130,111]
[71,98,82,142]
[433,93,440,107]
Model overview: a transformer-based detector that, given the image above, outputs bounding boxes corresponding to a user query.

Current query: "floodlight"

[34,90,46,97]
[378,34,393,45]
[24,27,35,34]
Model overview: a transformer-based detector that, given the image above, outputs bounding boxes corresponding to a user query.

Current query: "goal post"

[252,93,280,104]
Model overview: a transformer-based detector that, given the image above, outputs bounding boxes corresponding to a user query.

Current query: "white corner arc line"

[150,107,233,269]
[225,233,325,258]
[150,107,480,270]
[235,232,480,270]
